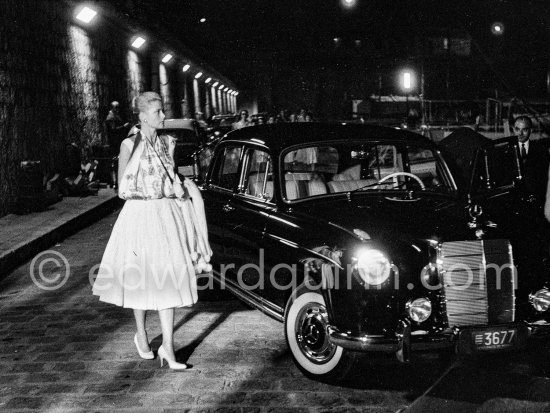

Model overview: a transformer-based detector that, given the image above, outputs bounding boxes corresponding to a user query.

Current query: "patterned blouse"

[118,134,178,200]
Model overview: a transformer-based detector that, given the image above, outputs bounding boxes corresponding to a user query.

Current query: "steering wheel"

[375,172,425,190]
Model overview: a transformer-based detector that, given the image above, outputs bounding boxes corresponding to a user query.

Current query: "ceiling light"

[195,72,203,79]
[76,6,97,23]
[205,77,212,83]
[403,72,411,89]
[212,81,219,87]
[491,22,504,35]
[162,54,173,63]
[200,18,206,23]
[342,0,356,8]
[182,64,190,72]
[219,84,225,89]
[131,36,146,49]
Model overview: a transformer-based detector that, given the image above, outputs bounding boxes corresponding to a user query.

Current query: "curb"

[0,196,123,279]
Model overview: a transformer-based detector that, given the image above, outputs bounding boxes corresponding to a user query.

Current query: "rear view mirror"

[351,150,370,159]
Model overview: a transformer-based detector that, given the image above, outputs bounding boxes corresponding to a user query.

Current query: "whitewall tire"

[284,287,356,380]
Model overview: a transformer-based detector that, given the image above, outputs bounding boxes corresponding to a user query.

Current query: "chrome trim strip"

[210,270,284,322]
[327,326,398,352]
[261,232,344,269]
[327,220,370,243]
[434,149,458,191]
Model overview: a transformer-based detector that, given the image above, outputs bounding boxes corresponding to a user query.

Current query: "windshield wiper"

[349,180,415,193]
[349,181,382,193]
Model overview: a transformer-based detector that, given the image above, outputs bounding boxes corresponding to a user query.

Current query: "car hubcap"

[295,302,336,364]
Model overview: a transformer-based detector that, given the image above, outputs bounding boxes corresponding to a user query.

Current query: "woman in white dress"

[93,92,211,370]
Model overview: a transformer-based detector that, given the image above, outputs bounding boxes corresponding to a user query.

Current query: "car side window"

[196,146,214,181]
[244,149,273,201]
[210,145,242,190]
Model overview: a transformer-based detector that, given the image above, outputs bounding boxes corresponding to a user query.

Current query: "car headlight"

[406,298,432,323]
[529,288,550,312]
[355,249,392,286]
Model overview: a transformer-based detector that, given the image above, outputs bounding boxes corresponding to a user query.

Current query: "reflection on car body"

[195,123,550,380]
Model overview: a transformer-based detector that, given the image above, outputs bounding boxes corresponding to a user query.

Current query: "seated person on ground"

[61,142,99,196]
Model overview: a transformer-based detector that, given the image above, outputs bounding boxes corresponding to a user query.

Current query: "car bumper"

[328,319,550,362]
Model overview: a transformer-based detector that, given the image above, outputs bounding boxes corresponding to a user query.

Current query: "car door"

[201,143,244,265]
[221,146,275,298]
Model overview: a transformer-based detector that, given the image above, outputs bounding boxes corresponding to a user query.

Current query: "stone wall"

[0,1,236,217]
[0,1,144,217]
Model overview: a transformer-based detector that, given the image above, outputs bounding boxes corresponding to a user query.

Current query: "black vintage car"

[196,123,550,380]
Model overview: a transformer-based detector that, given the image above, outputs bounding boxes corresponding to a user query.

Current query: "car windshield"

[281,141,454,200]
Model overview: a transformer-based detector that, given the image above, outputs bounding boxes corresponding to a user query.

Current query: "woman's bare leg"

[159,308,176,358]
[133,309,150,351]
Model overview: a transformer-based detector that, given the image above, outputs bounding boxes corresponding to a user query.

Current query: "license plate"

[471,328,517,351]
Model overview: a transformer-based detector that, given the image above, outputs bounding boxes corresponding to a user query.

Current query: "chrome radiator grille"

[440,239,515,327]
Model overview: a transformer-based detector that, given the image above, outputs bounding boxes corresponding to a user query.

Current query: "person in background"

[278,109,289,122]
[515,115,549,208]
[232,109,250,130]
[93,91,211,370]
[104,101,130,156]
[60,140,98,196]
[288,112,297,123]
[406,108,420,129]
[194,111,208,130]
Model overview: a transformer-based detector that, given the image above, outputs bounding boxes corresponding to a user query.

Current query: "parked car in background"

[206,114,238,140]
[195,123,550,381]
[160,118,207,177]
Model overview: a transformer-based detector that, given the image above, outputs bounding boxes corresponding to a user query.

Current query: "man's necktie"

[521,143,527,159]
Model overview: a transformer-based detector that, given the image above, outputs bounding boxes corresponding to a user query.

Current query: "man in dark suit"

[515,115,549,207]
[104,101,130,156]
[512,117,550,288]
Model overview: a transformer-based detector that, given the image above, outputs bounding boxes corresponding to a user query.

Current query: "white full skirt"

[92,198,198,310]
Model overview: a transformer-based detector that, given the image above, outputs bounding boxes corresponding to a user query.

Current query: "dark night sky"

[118,0,550,106]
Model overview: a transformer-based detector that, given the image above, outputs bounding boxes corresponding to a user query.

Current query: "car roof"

[161,118,195,130]
[218,122,434,152]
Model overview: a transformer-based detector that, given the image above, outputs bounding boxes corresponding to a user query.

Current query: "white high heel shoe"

[134,334,154,360]
[158,345,189,370]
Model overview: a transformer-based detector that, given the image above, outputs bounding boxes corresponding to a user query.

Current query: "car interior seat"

[248,173,273,200]
[284,172,327,199]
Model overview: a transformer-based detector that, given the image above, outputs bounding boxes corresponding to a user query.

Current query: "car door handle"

[223,204,234,213]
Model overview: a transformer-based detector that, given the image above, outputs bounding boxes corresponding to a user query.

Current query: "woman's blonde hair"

[135,91,162,114]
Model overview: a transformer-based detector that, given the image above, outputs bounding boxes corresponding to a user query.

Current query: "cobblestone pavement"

[0,210,448,412]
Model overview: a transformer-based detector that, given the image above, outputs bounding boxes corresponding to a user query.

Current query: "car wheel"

[284,285,357,380]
